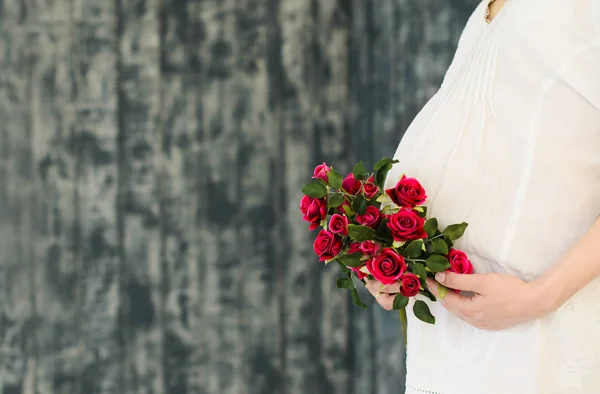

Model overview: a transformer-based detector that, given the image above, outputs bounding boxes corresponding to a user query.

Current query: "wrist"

[527,274,566,316]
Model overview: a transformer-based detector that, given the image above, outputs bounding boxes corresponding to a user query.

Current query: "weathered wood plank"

[26,20,83,394]
[194,2,247,393]
[115,0,164,393]
[70,18,121,394]
[0,25,35,394]
[275,0,329,392]
[224,1,282,394]
[312,1,354,393]
[158,1,211,393]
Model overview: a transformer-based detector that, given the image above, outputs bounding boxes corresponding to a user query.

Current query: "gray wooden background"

[0,0,476,393]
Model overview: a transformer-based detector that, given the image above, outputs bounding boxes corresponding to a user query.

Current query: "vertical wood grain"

[71,4,121,392]
[26,2,80,392]
[116,0,164,392]
[0,17,34,394]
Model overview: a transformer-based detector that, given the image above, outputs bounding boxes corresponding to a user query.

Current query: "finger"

[434,271,486,293]
[376,292,396,311]
[427,278,472,317]
[365,278,400,294]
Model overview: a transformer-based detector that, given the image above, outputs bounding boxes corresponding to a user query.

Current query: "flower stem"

[399,308,408,347]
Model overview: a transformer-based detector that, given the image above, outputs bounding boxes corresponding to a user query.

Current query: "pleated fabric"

[388,0,600,393]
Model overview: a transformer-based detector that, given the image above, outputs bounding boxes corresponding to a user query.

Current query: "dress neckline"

[484,0,511,26]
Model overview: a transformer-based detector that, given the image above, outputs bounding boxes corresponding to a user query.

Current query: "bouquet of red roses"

[300,158,473,325]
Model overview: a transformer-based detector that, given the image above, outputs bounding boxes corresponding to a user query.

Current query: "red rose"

[448,248,473,274]
[300,195,312,215]
[360,240,380,256]
[347,242,362,254]
[313,230,343,262]
[301,196,327,231]
[362,182,379,199]
[385,174,427,207]
[399,273,421,297]
[367,248,406,285]
[387,209,427,241]
[356,206,382,229]
[342,173,362,195]
[312,162,330,183]
[352,266,369,280]
[328,214,349,235]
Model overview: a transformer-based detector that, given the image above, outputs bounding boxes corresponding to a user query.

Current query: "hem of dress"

[405,383,443,394]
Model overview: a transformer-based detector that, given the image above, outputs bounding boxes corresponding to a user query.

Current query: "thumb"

[435,271,483,292]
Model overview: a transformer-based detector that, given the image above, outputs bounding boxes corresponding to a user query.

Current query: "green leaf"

[404,240,424,258]
[437,283,449,300]
[413,300,435,324]
[337,252,365,268]
[373,157,399,172]
[342,203,354,217]
[336,277,352,289]
[430,238,449,255]
[336,276,356,289]
[352,195,368,215]
[420,289,437,302]
[411,262,427,283]
[374,218,392,241]
[336,260,350,274]
[375,163,394,187]
[425,254,451,273]
[393,294,409,310]
[328,169,343,190]
[351,288,368,309]
[393,240,406,248]
[380,204,399,215]
[347,224,376,243]
[443,222,469,240]
[302,181,327,198]
[352,161,368,179]
[328,193,345,209]
[413,205,427,218]
[424,218,438,238]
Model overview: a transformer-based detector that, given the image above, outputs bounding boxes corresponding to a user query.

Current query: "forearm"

[533,217,600,313]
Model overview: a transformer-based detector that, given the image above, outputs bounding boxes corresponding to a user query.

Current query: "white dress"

[384,0,600,393]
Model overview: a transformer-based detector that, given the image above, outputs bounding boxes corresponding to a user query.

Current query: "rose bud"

[342,173,362,195]
[448,248,474,274]
[328,213,349,235]
[360,240,380,256]
[313,230,343,262]
[366,248,406,285]
[362,181,379,199]
[385,174,427,208]
[387,209,427,241]
[399,273,421,297]
[347,242,363,255]
[301,196,327,231]
[312,162,330,183]
[352,265,369,280]
[356,206,382,229]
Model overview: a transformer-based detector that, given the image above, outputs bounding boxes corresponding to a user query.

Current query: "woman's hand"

[426,271,551,330]
[365,278,400,311]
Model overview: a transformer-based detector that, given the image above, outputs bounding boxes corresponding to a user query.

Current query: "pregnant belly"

[388,93,600,279]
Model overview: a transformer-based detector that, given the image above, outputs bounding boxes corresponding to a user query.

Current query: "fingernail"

[435,272,446,282]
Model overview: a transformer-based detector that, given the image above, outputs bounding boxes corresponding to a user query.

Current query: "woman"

[365,0,600,393]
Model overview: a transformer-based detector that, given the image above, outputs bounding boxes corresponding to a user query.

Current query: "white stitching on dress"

[406,384,442,394]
